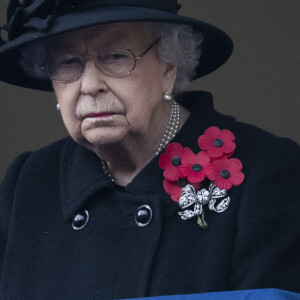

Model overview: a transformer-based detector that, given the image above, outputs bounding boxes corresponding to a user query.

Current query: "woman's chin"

[79,127,128,148]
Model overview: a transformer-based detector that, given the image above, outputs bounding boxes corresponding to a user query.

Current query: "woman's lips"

[85,112,114,118]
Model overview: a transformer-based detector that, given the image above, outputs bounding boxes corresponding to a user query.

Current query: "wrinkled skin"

[51,22,189,185]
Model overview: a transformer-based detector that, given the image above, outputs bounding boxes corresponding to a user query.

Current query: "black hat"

[0,0,233,91]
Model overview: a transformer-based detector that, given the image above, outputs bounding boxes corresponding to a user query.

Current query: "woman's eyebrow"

[91,31,132,46]
[91,39,131,50]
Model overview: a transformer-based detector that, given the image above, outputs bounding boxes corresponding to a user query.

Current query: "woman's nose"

[80,61,108,95]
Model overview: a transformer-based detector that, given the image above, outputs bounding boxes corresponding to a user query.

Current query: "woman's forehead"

[48,22,150,50]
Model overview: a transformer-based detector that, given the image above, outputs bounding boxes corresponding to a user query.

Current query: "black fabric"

[0,91,299,299]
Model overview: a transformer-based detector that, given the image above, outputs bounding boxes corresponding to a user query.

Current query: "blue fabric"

[125,289,300,300]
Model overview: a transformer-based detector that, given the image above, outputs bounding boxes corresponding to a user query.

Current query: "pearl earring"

[163,91,172,101]
[56,103,61,111]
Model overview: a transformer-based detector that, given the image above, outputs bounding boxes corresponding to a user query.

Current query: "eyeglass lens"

[45,49,136,82]
[44,38,160,82]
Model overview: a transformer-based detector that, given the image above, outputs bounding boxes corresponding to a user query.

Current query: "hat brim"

[0,6,233,91]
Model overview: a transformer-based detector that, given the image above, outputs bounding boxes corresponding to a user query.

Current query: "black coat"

[1,91,300,299]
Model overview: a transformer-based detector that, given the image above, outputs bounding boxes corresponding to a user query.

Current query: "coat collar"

[60,139,114,221]
[60,91,236,221]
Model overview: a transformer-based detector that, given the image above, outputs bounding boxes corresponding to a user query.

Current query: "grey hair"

[147,22,203,94]
[20,22,203,94]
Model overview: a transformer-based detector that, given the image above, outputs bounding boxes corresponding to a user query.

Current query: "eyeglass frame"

[41,38,161,83]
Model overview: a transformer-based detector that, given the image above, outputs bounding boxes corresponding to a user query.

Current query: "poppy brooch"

[159,126,245,228]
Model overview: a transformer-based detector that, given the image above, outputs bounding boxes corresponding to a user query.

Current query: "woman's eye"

[99,52,130,64]
[107,53,127,60]
[110,53,126,60]
[59,57,81,66]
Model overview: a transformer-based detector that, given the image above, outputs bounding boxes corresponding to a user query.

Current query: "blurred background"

[0,0,299,181]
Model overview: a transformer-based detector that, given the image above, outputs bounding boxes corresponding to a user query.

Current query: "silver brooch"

[178,182,230,228]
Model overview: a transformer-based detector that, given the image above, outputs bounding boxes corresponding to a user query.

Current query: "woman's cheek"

[58,101,83,141]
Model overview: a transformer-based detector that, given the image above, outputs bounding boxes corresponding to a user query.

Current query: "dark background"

[0,0,299,181]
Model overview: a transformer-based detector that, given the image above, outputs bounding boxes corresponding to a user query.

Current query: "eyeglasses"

[41,38,160,83]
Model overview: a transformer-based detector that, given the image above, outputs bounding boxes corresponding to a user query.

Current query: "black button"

[177,178,187,188]
[221,169,231,179]
[171,156,181,166]
[72,210,89,230]
[213,138,224,147]
[192,164,202,172]
[135,205,152,227]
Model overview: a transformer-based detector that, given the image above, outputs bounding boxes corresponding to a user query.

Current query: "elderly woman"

[0,0,299,299]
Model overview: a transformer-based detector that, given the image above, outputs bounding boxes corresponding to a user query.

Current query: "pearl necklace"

[101,160,115,182]
[102,100,180,182]
[155,100,180,156]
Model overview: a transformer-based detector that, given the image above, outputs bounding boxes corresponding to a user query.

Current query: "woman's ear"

[162,63,177,92]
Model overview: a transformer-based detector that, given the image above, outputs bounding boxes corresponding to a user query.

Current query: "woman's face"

[50,23,176,151]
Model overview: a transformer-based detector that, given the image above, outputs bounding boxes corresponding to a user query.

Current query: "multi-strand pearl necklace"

[102,100,180,182]
[155,100,180,156]
[101,160,115,182]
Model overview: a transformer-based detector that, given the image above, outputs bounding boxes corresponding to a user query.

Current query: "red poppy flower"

[198,126,236,158]
[207,157,245,190]
[159,143,185,181]
[177,148,212,183]
[163,179,201,202]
